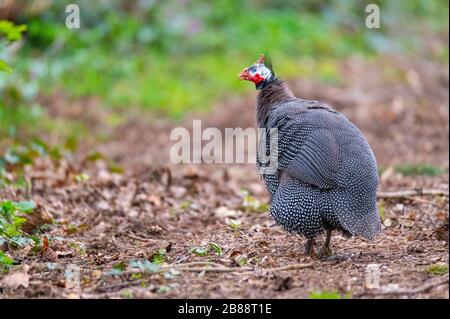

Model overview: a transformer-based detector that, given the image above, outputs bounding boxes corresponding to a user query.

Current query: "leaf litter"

[0,56,448,299]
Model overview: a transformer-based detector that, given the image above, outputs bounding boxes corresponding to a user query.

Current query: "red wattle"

[251,73,265,84]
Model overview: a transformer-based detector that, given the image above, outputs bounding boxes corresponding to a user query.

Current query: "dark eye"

[249,66,257,72]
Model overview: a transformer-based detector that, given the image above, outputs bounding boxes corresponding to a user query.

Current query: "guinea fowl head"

[238,54,275,90]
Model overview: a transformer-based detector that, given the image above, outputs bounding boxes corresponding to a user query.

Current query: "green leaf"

[0,251,14,266]
[108,162,124,174]
[228,219,242,231]
[0,251,14,273]
[14,201,36,213]
[309,290,351,299]
[151,248,166,265]
[113,262,126,271]
[426,263,449,276]
[74,173,90,182]
[120,289,133,299]
[157,285,171,293]
[378,199,385,221]
[142,261,161,273]
[107,262,126,276]
[189,246,209,257]
[0,20,27,42]
[64,135,78,152]
[0,200,15,215]
[237,257,247,266]
[0,60,12,73]
[1,200,41,248]
[394,164,443,177]
[129,259,161,273]
[86,151,104,162]
[240,191,269,214]
[131,273,142,280]
[210,242,222,256]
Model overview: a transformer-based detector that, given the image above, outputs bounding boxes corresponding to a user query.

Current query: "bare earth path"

[1,56,448,298]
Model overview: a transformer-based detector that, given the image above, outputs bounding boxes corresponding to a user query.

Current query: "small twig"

[280,243,297,253]
[162,262,314,273]
[168,266,253,273]
[358,276,448,296]
[259,262,315,272]
[24,176,33,200]
[172,255,189,264]
[95,279,143,293]
[95,262,316,292]
[162,166,172,190]
[127,233,154,242]
[404,196,439,207]
[125,262,315,274]
[169,261,225,268]
[377,189,449,199]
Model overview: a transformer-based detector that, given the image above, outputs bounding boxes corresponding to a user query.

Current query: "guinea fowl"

[238,54,381,258]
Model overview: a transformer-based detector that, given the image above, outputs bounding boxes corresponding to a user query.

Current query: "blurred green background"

[0,0,448,139]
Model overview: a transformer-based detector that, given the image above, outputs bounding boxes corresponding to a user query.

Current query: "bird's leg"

[317,229,332,259]
[304,238,315,257]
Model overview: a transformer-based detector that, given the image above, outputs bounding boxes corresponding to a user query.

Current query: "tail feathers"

[332,191,382,240]
[338,210,382,240]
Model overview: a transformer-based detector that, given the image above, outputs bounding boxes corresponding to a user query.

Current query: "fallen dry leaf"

[21,204,53,233]
[0,265,30,289]
[44,247,58,262]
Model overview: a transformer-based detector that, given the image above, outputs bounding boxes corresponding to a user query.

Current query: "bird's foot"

[304,239,315,257]
[317,245,332,259]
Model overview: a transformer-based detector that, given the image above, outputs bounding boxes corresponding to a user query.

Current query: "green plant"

[209,242,223,256]
[0,139,66,190]
[0,20,27,73]
[151,248,167,265]
[0,200,37,246]
[157,285,171,294]
[378,199,386,221]
[120,289,133,299]
[74,172,90,182]
[309,290,351,299]
[107,261,126,276]
[394,163,443,176]
[228,219,242,231]
[241,191,269,213]
[426,263,449,276]
[236,256,247,267]
[189,242,223,257]
[129,259,161,273]
[0,251,15,273]
[189,246,209,257]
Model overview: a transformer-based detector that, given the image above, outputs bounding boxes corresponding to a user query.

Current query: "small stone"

[248,183,265,196]
[170,186,187,199]
[128,209,139,218]
[365,264,381,289]
[96,201,109,211]
[393,203,404,213]
[183,165,199,178]
[406,242,425,254]
[215,206,238,218]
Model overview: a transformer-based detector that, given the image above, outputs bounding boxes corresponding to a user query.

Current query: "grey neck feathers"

[256,78,295,127]
[255,73,274,90]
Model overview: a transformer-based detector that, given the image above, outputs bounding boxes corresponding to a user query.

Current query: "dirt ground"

[0,55,448,299]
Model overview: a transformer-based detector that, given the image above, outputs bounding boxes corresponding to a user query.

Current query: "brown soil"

[0,55,448,299]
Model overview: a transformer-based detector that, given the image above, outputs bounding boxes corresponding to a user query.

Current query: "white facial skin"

[247,63,272,83]
[239,61,273,84]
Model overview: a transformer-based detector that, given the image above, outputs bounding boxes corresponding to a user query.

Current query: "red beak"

[238,68,249,80]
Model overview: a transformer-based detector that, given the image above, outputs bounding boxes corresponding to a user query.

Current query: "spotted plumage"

[240,55,381,257]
